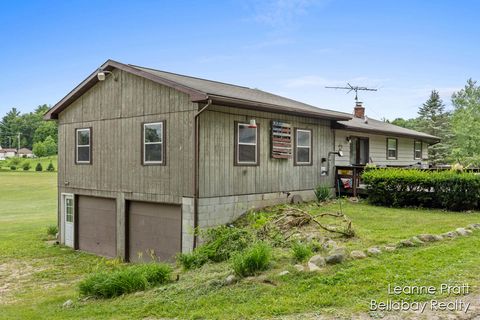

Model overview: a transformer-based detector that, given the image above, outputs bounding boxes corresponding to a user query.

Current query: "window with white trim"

[414,140,422,160]
[76,128,91,163]
[387,138,398,159]
[295,129,312,165]
[236,123,258,165]
[143,122,164,164]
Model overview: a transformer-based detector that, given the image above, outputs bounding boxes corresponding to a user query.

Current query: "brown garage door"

[78,196,116,257]
[128,201,181,262]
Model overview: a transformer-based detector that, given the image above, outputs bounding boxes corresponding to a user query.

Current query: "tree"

[0,108,22,148]
[391,118,420,130]
[43,136,57,156]
[33,141,47,157]
[451,79,480,166]
[33,121,57,145]
[416,90,452,165]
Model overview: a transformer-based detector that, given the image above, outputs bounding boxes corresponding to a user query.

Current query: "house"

[45,59,438,262]
[334,101,439,195]
[0,148,17,160]
[17,148,34,158]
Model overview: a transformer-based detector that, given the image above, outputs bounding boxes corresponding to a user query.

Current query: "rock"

[398,239,415,247]
[62,299,73,308]
[417,234,438,242]
[442,231,457,239]
[350,250,367,259]
[466,229,473,235]
[294,264,305,272]
[322,239,338,251]
[307,262,321,272]
[384,246,396,252]
[456,228,469,236]
[410,236,424,245]
[367,247,381,255]
[278,270,290,276]
[348,197,359,203]
[432,235,444,241]
[290,194,303,204]
[467,223,480,230]
[308,255,326,267]
[325,253,345,264]
[329,246,347,255]
[225,275,236,285]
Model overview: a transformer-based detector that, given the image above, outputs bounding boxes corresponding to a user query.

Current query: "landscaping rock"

[456,228,469,236]
[350,250,367,259]
[307,262,321,272]
[467,223,480,230]
[417,234,438,242]
[322,239,337,251]
[62,299,73,308]
[225,275,237,285]
[294,264,305,272]
[441,231,457,239]
[384,246,397,252]
[410,236,424,245]
[329,246,347,255]
[466,229,473,235]
[325,253,345,264]
[432,235,444,241]
[308,255,326,267]
[290,194,303,204]
[278,270,290,276]
[367,247,381,255]
[398,239,415,247]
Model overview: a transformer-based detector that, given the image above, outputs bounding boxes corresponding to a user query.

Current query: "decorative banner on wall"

[271,120,292,159]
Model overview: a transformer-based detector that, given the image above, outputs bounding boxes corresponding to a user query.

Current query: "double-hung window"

[414,140,422,160]
[76,128,91,164]
[295,129,312,165]
[386,138,398,160]
[235,123,258,165]
[143,122,165,165]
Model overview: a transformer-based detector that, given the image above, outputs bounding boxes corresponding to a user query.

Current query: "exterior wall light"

[97,69,118,81]
[248,119,257,128]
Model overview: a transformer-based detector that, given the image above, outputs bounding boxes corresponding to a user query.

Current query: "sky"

[0,0,478,120]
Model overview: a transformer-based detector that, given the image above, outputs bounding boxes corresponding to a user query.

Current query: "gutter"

[193,99,212,248]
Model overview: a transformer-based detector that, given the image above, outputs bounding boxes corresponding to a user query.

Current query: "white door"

[64,194,74,248]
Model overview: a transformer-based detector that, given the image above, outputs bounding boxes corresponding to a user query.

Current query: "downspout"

[193,99,212,248]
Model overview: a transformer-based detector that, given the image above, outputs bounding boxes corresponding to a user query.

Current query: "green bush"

[46,225,58,236]
[290,241,313,262]
[362,168,480,211]
[22,162,31,171]
[35,163,43,171]
[79,263,172,298]
[10,165,16,171]
[231,242,271,277]
[9,157,21,166]
[46,162,55,172]
[314,184,331,202]
[176,226,254,270]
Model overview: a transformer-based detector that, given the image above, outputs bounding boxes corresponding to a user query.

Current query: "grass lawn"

[1,171,480,319]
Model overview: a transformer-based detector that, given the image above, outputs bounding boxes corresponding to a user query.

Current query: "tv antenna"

[325,83,378,101]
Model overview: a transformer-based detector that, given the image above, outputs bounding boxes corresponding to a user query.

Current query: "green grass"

[1,173,480,319]
[0,155,57,172]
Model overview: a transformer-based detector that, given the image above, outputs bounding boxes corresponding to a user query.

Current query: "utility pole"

[17,133,21,151]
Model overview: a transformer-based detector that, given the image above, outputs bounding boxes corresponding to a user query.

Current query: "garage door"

[78,196,116,257]
[128,201,181,262]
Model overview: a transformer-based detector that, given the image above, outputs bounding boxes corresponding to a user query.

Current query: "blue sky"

[0,0,478,120]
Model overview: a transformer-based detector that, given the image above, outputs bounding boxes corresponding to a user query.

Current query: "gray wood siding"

[57,70,196,204]
[335,129,430,166]
[198,105,335,197]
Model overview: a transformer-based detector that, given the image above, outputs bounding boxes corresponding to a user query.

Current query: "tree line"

[391,79,480,167]
[0,104,57,157]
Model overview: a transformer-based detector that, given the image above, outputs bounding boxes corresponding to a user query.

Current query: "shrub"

[290,241,313,262]
[362,168,480,211]
[46,225,58,236]
[176,226,254,270]
[9,157,21,166]
[10,165,16,171]
[314,184,331,202]
[46,162,55,172]
[35,163,43,171]
[231,242,271,277]
[22,162,31,171]
[79,263,172,298]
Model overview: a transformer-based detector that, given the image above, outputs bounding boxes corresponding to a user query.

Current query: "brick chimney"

[354,101,365,119]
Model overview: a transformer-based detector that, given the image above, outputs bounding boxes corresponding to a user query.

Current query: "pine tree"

[417,90,451,165]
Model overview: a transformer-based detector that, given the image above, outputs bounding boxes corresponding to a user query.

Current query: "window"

[235,122,258,165]
[76,128,91,164]
[386,138,398,160]
[143,122,165,165]
[349,137,369,165]
[295,129,312,165]
[65,197,73,223]
[414,140,422,160]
